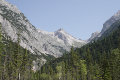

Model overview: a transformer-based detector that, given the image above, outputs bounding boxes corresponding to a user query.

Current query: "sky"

[6,0,120,40]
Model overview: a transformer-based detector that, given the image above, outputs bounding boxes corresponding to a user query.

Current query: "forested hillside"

[33,25,120,80]
[0,20,120,80]
[0,23,37,80]
[0,1,120,80]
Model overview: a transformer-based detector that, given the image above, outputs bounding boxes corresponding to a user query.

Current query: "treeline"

[0,23,56,80]
[33,26,120,80]
[0,23,36,80]
[0,24,120,80]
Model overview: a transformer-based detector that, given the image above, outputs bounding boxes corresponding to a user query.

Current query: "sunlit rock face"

[100,10,120,36]
[0,0,86,58]
[87,31,100,42]
[88,10,120,42]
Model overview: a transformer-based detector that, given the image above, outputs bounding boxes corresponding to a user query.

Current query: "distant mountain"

[39,15,120,80]
[38,28,86,47]
[88,10,120,41]
[87,31,100,42]
[100,10,120,36]
[0,0,86,59]
[54,28,86,46]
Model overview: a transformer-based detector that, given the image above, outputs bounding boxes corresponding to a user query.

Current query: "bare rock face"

[0,0,86,58]
[88,10,120,42]
[100,10,120,36]
[87,31,100,42]
[54,28,86,47]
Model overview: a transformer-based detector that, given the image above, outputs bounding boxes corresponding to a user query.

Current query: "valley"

[0,0,120,80]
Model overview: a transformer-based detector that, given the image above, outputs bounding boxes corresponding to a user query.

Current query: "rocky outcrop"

[0,0,86,58]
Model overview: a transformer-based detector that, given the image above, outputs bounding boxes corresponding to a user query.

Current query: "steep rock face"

[0,0,86,58]
[54,28,86,47]
[88,10,120,42]
[38,28,86,48]
[87,31,100,42]
[100,10,120,36]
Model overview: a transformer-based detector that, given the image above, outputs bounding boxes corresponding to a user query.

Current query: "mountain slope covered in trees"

[33,21,120,80]
[0,0,85,59]
[0,23,35,80]
[0,18,120,80]
[0,1,120,80]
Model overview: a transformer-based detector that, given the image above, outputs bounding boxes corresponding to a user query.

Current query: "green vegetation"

[0,22,120,80]
[33,26,120,80]
[0,23,34,80]
[0,23,55,80]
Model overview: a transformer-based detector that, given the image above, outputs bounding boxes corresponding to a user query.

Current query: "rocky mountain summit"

[100,10,120,36]
[0,0,86,59]
[88,10,120,41]
[87,31,100,42]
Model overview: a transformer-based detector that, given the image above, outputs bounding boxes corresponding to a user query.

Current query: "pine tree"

[0,23,3,80]
[12,33,23,80]
[79,60,87,80]
[109,49,120,80]
[20,48,28,80]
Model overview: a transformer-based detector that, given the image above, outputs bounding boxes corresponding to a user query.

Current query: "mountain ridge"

[0,0,86,59]
[88,10,120,42]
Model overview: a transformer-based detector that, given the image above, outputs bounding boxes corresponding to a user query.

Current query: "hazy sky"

[7,0,120,40]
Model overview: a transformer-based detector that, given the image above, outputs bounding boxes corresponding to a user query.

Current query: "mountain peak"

[54,28,86,46]
[100,10,120,35]
[0,0,21,14]
[0,0,3,1]
[114,10,120,17]
[87,31,100,42]
[89,10,120,41]
[57,28,64,32]
[0,0,86,61]
[55,28,67,35]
